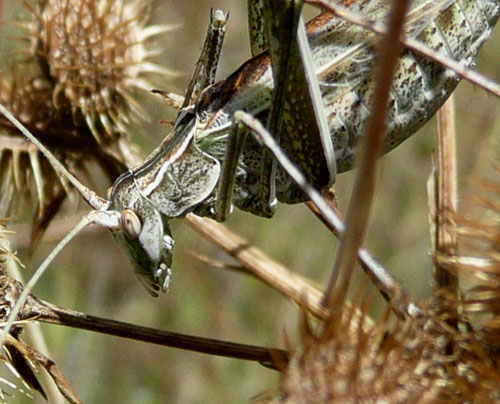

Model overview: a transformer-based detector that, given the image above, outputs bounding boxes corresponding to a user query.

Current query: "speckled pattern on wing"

[195,0,499,215]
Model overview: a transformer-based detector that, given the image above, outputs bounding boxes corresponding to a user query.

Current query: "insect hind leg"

[258,0,336,214]
[214,120,249,222]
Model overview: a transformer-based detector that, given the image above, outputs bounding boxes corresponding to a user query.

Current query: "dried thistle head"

[280,298,443,404]
[435,172,500,362]
[279,292,500,404]
[275,144,500,404]
[0,0,175,248]
[0,69,67,221]
[0,67,105,248]
[26,0,173,143]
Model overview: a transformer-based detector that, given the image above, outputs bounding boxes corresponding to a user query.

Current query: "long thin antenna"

[0,102,108,211]
[0,209,121,351]
[0,215,92,350]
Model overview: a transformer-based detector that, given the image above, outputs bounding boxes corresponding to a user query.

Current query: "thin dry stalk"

[186,214,374,328]
[3,334,81,404]
[433,96,459,290]
[186,215,326,320]
[323,0,412,309]
[12,281,287,371]
[306,198,411,318]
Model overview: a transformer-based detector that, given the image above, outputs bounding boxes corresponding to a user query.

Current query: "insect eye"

[121,210,142,239]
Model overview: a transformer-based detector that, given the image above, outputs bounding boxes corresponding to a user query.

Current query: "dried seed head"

[413,296,500,403]
[1,0,174,247]
[0,69,79,237]
[28,0,174,142]
[280,293,500,404]
[436,172,500,360]
[0,70,55,131]
[280,301,444,404]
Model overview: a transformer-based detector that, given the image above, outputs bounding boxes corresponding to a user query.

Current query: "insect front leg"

[257,0,336,216]
[214,121,249,222]
[154,9,228,110]
[182,9,229,108]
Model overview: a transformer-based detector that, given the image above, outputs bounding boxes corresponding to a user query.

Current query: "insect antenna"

[0,104,123,351]
[0,215,94,351]
[0,102,109,211]
[0,209,119,351]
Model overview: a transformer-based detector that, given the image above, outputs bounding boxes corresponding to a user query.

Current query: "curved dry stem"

[19,289,287,371]
[186,214,374,330]
[323,0,413,309]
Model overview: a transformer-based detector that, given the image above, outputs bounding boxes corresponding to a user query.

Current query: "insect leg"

[153,9,228,110]
[182,9,229,108]
[259,0,336,216]
[247,0,266,56]
[234,110,412,318]
[214,121,248,222]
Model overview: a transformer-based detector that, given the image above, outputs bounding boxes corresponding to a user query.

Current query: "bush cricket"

[1,0,499,299]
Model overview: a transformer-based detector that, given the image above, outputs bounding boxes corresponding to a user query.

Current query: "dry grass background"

[0,0,499,403]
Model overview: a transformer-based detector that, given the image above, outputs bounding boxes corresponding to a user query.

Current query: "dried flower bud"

[281,304,442,404]
[29,0,173,142]
[0,0,175,248]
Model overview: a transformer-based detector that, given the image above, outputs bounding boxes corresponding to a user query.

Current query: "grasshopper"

[2,0,499,297]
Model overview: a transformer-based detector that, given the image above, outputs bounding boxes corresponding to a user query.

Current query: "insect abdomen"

[385,0,499,152]
[325,0,499,174]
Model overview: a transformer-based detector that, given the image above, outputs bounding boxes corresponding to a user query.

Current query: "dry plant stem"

[434,96,459,289]
[323,0,412,309]
[185,214,374,329]
[307,0,500,98]
[4,334,82,404]
[306,200,411,318]
[21,294,286,371]
[3,248,65,404]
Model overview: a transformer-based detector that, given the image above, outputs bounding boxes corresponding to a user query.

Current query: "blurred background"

[0,1,499,403]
